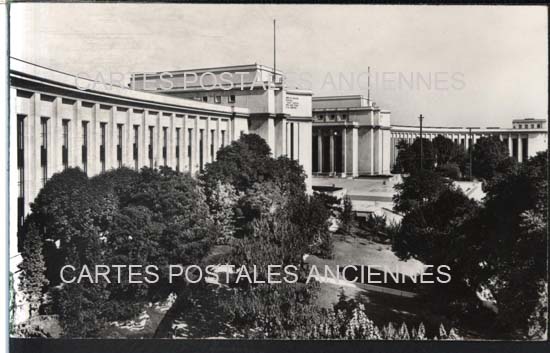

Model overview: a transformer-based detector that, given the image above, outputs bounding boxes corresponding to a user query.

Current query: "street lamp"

[418,114,424,170]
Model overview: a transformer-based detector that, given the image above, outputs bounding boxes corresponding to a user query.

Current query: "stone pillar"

[508,133,513,157]
[329,129,335,175]
[518,134,523,162]
[352,127,359,177]
[317,133,323,173]
[369,127,374,175]
[341,127,347,177]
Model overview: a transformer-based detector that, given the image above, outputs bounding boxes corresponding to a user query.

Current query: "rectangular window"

[175,127,181,172]
[133,125,139,170]
[148,126,154,168]
[537,124,541,128]
[221,130,225,148]
[117,124,123,168]
[202,96,208,102]
[199,129,204,172]
[162,127,168,166]
[214,96,221,104]
[188,128,193,170]
[229,95,236,103]
[40,118,48,186]
[82,121,88,174]
[100,122,107,172]
[62,120,69,170]
[210,129,215,160]
[17,116,25,232]
[17,115,24,169]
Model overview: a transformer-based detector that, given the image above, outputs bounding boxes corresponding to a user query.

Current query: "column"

[329,129,335,175]
[369,127,374,175]
[508,133,513,157]
[169,113,175,168]
[71,101,80,168]
[317,133,323,173]
[352,127,359,177]
[108,107,115,170]
[342,127,347,177]
[518,134,523,162]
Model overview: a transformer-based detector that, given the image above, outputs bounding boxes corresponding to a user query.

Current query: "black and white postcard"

[6,2,549,351]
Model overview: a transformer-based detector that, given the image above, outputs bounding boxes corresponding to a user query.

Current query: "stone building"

[311,95,547,176]
[131,64,313,188]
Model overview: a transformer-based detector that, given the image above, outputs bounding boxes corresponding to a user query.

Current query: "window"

[318,115,324,120]
[537,124,541,128]
[187,128,193,170]
[117,124,123,168]
[82,121,88,173]
[202,96,208,102]
[162,127,168,166]
[229,95,236,103]
[531,124,534,129]
[40,118,48,186]
[330,115,335,120]
[175,128,181,172]
[342,114,348,121]
[133,125,139,170]
[17,116,25,231]
[214,96,221,104]
[62,120,69,170]
[210,129,215,160]
[100,123,107,172]
[221,130,225,148]
[17,116,24,171]
[148,126,154,168]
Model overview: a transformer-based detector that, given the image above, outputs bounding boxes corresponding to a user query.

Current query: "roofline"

[10,57,250,116]
[312,95,366,100]
[133,63,285,78]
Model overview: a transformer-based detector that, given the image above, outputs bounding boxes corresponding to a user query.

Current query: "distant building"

[312,95,547,176]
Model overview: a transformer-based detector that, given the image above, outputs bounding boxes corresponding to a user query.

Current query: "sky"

[10,4,548,127]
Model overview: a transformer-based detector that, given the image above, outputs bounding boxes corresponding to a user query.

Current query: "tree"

[200,134,275,194]
[340,195,354,233]
[475,151,547,335]
[393,169,453,214]
[18,215,49,316]
[433,134,458,166]
[395,138,435,173]
[471,136,516,180]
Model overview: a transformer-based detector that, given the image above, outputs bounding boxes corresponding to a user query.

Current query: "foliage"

[18,167,216,337]
[476,152,547,335]
[436,162,461,180]
[393,169,453,214]
[395,138,435,173]
[471,136,516,180]
[18,216,49,317]
[340,195,354,233]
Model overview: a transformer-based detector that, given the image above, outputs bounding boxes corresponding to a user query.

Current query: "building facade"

[131,64,313,189]
[312,95,547,176]
[312,95,392,177]
[390,121,548,167]
[10,58,254,262]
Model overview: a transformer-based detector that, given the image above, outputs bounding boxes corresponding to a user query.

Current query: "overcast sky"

[10,4,547,127]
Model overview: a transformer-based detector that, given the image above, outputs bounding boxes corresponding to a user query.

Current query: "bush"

[436,162,461,180]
